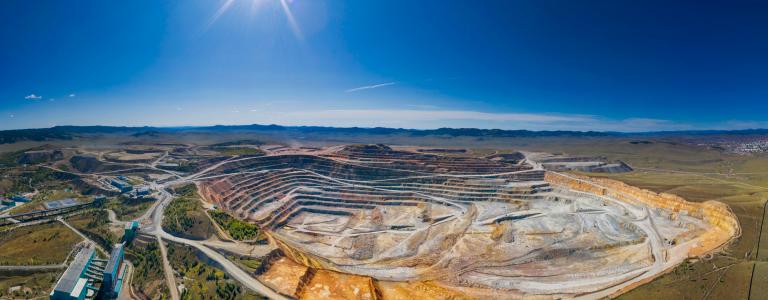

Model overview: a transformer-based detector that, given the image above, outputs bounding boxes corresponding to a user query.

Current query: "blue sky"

[1,0,766,131]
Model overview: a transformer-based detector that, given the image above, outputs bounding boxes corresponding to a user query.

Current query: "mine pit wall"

[266,232,382,300]
[269,232,343,271]
[544,171,741,256]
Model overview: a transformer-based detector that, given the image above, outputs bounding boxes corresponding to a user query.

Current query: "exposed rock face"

[69,155,104,173]
[17,149,63,164]
[544,172,740,256]
[69,155,127,173]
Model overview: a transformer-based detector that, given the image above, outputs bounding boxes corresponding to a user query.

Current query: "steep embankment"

[545,172,740,256]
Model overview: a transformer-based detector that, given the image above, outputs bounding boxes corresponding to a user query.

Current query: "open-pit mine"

[198,144,740,299]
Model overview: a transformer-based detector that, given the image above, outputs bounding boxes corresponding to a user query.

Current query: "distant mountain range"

[1,124,767,144]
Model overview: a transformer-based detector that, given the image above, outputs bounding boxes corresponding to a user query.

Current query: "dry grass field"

[0,222,81,265]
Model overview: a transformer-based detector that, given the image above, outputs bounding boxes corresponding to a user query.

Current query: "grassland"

[166,242,267,300]
[126,237,170,300]
[0,270,61,299]
[0,222,81,265]
[227,255,263,274]
[163,184,214,240]
[66,209,120,250]
[109,195,156,221]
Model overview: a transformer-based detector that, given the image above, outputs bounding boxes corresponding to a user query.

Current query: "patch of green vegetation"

[108,195,156,221]
[0,222,81,265]
[166,242,266,300]
[0,150,24,168]
[66,210,119,250]
[227,255,263,273]
[209,210,268,242]
[1,167,72,199]
[126,238,169,300]
[163,184,214,240]
[0,270,62,299]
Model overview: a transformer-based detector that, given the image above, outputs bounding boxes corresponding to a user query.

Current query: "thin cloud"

[68,94,76,98]
[24,94,42,100]
[406,104,439,109]
[345,82,396,93]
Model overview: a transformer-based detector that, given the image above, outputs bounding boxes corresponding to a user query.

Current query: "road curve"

[159,231,289,300]
[146,185,288,300]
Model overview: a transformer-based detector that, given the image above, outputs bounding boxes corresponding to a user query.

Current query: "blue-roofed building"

[50,245,97,300]
[11,195,30,202]
[0,197,14,206]
[110,179,132,193]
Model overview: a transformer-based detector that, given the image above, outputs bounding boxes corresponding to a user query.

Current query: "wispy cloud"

[345,82,396,93]
[24,94,42,100]
[68,94,76,98]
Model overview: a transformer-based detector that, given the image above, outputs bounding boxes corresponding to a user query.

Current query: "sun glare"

[208,0,304,41]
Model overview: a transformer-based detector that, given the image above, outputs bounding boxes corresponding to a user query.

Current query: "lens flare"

[207,0,304,41]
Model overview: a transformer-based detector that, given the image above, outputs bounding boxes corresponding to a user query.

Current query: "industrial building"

[110,179,133,193]
[135,186,151,197]
[50,242,129,300]
[50,245,102,300]
[101,244,126,299]
[123,221,139,242]
[44,198,80,210]
[1,197,14,206]
[11,195,30,202]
